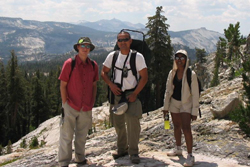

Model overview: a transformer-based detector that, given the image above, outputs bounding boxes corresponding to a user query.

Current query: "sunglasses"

[117,38,130,42]
[175,56,186,60]
[80,45,91,49]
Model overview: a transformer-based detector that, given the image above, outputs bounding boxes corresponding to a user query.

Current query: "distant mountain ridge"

[169,28,223,54]
[0,17,224,63]
[77,18,145,32]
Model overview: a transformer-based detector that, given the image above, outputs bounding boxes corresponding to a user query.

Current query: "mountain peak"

[200,27,207,30]
[110,18,120,21]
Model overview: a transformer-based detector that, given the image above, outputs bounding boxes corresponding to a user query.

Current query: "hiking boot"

[130,154,140,164]
[112,151,128,159]
[184,154,195,167]
[167,147,182,156]
[76,159,87,165]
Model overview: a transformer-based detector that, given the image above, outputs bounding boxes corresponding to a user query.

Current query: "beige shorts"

[169,97,192,114]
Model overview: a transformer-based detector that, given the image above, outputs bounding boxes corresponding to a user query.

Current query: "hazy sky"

[0,0,249,36]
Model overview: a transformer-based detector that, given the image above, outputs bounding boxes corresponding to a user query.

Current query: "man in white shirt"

[101,30,148,164]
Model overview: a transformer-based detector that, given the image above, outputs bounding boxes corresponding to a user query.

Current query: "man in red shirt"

[58,37,98,167]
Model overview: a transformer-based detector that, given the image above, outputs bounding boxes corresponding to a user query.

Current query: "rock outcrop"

[0,76,250,167]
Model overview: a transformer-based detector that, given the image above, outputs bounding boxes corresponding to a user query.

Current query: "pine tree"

[31,70,49,128]
[232,35,250,135]
[44,70,56,116]
[216,38,227,67]
[223,22,245,61]
[5,50,26,143]
[195,48,207,64]
[22,71,32,136]
[210,45,221,87]
[146,6,173,108]
[221,22,246,79]
[54,66,62,115]
[242,35,250,102]
[0,60,7,145]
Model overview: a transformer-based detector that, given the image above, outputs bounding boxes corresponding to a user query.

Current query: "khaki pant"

[111,91,142,155]
[58,102,92,166]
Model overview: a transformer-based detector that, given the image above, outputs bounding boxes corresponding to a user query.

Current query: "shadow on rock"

[170,155,218,167]
[110,156,172,167]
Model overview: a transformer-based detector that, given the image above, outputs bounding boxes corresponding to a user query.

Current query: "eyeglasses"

[175,56,186,60]
[80,45,91,49]
[117,38,130,42]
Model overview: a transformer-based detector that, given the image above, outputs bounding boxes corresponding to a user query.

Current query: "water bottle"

[164,113,170,129]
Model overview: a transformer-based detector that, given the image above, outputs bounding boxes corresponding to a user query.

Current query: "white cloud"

[0,0,249,35]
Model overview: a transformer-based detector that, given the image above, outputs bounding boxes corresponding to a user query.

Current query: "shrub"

[229,105,250,136]
[29,136,39,149]
[7,140,12,154]
[235,67,244,77]
[228,67,235,80]
[0,144,2,155]
[0,158,19,166]
[88,128,93,135]
[20,138,27,148]
[40,140,46,147]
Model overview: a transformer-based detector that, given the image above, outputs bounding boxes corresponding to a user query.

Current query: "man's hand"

[127,92,137,102]
[109,82,122,96]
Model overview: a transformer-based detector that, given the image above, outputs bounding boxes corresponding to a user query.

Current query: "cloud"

[157,0,250,35]
[0,0,249,35]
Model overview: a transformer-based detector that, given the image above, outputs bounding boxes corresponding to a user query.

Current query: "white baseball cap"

[175,49,188,57]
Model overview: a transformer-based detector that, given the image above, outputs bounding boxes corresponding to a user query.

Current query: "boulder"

[210,92,241,118]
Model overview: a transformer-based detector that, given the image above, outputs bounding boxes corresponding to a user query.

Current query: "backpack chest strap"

[111,50,138,83]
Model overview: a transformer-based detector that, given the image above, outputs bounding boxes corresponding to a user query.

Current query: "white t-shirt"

[103,50,147,91]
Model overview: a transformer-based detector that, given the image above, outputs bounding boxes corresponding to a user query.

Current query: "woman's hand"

[162,110,169,118]
[191,115,197,121]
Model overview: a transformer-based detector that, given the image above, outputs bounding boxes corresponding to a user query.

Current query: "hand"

[162,110,169,118]
[127,93,137,102]
[191,115,197,121]
[109,83,122,95]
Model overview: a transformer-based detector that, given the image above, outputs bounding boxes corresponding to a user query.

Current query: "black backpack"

[186,68,203,117]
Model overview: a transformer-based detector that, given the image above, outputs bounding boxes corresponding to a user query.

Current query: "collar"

[119,49,132,56]
[75,55,91,65]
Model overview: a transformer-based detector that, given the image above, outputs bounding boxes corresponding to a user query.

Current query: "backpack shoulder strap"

[130,50,138,81]
[187,67,202,118]
[111,50,119,80]
[69,57,76,79]
[187,68,192,90]
[89,58,95,70]
[108,51,119,105]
